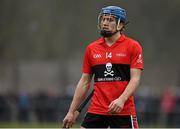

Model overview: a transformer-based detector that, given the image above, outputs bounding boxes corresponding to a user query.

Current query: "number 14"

[106,52,112,58]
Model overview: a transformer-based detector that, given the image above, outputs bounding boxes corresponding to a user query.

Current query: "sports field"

[0,122,61,128]
[0,122,160,128]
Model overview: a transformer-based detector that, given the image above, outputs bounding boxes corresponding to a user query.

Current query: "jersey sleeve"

[130,42,144,70]
[82,46,93,74]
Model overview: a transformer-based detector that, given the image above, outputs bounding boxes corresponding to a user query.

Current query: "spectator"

[160,88,176,127]
[18,92,30,122]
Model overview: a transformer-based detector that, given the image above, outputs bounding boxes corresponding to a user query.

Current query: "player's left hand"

[108,98,125,114]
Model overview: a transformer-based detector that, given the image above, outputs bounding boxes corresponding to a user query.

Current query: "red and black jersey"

[82,34,144,116]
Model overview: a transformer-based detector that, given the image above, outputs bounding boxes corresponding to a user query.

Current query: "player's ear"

[117,22,124,31]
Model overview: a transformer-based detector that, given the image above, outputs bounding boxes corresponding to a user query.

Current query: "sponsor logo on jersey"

[97,77,122,81]
[92,63,130,82]
[97,62,122,82]
[116,53,127,57]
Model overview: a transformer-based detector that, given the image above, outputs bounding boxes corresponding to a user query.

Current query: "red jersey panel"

[82,34,144,116]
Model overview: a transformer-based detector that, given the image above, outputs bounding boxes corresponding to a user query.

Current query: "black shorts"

[81,113,138,128]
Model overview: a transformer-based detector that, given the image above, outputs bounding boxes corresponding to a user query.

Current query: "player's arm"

[68,73,92,113]
[108,68,142,113]
[63,73,92,128]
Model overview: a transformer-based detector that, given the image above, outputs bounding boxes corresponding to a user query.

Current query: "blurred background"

[0,0,180,128]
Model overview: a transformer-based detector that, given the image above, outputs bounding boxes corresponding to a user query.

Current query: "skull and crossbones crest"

[104,62,114,77]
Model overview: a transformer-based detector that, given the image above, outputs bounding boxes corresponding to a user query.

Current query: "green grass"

[0,122,60,128]
[0,122,81,128]
[0,122,161,128]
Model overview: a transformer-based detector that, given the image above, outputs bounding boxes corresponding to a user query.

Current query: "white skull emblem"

[106,63,112,72]
[104,62,114,77]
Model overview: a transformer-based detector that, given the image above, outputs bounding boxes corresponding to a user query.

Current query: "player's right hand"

[62,112,75,128]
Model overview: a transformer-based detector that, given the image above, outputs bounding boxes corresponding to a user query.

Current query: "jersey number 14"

[106,52,112,58]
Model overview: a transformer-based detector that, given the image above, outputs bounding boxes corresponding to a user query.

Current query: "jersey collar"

[99,34,126,47]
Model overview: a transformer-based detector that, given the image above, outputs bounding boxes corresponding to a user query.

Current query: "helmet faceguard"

[98,6,127,37]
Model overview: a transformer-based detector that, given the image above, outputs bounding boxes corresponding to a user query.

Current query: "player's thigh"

[81,113,109,128]
[108,115,138,128]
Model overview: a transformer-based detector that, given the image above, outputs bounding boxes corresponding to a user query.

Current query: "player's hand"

[62,112,75,128]
[108,98,125,114]
[73,110,80,121]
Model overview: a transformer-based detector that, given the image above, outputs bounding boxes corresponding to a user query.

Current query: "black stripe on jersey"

[92,64,130,82]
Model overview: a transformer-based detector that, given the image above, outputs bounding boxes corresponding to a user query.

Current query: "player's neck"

[105,32,121,46]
